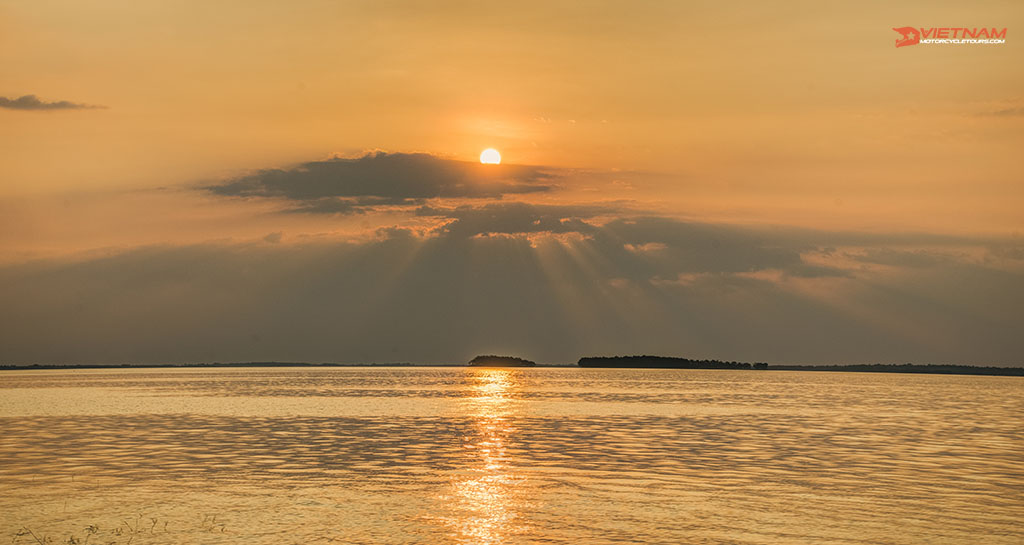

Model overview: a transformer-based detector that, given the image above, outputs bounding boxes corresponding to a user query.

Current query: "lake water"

[0,367,1021,544]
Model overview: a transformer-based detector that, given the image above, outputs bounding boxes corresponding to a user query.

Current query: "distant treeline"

[770,364,1024,376]
[576,357,1024,376]
[578,355,768,369]
[0,361,420,370]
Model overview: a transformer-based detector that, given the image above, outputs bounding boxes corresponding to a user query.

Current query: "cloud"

[592,217,846,279]
[5,153,1022,365]
[0,94,104,111]
[983,106,1024,117]
[206,152,555,214]
[988,243,1024,261]
[846,248,958,268]
[286,197,377,215]
[1,222,1021,366]
[408,203,850,279]
[419,202,607,238]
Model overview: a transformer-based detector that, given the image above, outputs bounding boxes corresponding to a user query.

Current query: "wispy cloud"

[0,94,105,111]
[987,107,1024,116]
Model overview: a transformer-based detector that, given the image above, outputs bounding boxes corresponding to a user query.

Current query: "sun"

[480,148,501,164]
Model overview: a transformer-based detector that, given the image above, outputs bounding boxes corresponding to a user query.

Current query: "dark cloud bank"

[0,94,103,111]
[2,153,1022,365]
[206,152,554,214]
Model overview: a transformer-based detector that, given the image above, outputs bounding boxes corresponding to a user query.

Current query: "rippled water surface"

[1,367,1021,544]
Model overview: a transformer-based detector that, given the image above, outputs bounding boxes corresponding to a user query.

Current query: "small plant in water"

[118,515,146,545]
[81,526,98,545]
[11,513,216,544]
[13,527,47,545]
[199,514,226,533]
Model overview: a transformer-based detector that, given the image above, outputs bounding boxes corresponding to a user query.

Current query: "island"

[578,355,767,369]
[468,355,537,367]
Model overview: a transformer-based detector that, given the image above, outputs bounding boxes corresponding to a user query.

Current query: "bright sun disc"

[480,148,501,164]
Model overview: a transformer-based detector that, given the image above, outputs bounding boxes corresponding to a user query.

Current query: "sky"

[1,0,1023,365]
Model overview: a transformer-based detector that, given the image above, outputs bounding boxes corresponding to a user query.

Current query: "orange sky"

[1,1,1022,364]
[3,2,1023,249]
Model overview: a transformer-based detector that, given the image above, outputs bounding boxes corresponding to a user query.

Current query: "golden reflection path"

[441,368,529,545]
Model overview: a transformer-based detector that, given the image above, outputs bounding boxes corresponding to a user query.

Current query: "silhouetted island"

[578,355,767,369]
[468,355,537,367]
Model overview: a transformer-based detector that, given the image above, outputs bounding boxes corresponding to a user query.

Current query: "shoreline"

[1,362,1022,376]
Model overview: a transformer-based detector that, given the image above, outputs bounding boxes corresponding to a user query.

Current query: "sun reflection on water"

[441,369,528,545]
